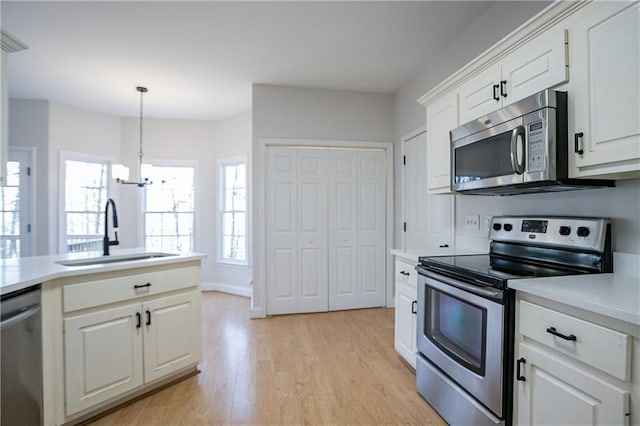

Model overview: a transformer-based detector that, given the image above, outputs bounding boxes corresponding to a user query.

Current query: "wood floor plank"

[88,292,445,425]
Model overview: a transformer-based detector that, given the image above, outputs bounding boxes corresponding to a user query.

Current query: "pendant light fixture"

[112,86,153,187]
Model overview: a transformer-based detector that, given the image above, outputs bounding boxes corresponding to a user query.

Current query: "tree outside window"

[220,159,247,264]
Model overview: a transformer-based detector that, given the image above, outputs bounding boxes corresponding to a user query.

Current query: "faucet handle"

[111,231,120,246]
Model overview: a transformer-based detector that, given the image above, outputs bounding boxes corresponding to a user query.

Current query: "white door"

[403,131,453,250]
[352,149,386,309]
[571,1,640,175]
[0,148,33,258]
[517,342,629,425]
[143,291,202,383]
[327,150,358,310]
[64,303,143,415]
[266,147,328,315]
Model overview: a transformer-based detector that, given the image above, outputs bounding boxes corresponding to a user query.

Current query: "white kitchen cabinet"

[425,93,458,193]
[458,28,568,124]
[517,342,629,425]
[394,258,418,369]
[64,290,201,416]
[143,292,202,383]
[570,1,640,178]
[64,303,144,415]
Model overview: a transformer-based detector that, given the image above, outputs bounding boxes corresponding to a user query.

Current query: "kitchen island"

[1,249,205,425]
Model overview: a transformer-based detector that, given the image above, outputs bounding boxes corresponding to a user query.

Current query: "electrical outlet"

[464,214,480,231]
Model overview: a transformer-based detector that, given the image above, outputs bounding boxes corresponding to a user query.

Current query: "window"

[63,156,109,253]
[1,161,21,258]
[144,165,195,252]
[219,158,247,264]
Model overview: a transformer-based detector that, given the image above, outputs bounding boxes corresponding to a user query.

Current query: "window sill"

[217,259,250,268]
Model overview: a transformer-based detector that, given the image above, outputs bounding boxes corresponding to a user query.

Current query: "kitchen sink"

[55,252,177,267]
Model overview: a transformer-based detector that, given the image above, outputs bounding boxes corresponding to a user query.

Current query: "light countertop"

[509,273,640,326]
[1,248,206,295]
[390,247,484,263]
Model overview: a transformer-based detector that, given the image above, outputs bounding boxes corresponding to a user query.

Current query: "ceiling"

[2,1,493,120]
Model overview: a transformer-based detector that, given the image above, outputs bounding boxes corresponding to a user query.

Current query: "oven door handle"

[510,125,526,175]
[418,268,503,300]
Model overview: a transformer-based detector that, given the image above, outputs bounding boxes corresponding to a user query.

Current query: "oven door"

[417,269,505,417]
[451,116,526,192]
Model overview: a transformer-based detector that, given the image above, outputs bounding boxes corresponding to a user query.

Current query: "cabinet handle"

[516,357,526,381]
[492,84,500,101]
[546,326,576,341]
[134,282,152,290]
[574,132,584,155]
[411,300,417,315]
[136,312,141,328]
[500,80,507,98]
[400,271,410,276]
[439,244,449,248]
[146,310,152,326]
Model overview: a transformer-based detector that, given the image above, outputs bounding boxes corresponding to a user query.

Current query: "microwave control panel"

[527,121,545,172]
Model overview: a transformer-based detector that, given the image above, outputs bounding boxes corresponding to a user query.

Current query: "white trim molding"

[202,281,251,298]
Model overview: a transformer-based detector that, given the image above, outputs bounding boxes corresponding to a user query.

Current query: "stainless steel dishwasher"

[1,285,43,426]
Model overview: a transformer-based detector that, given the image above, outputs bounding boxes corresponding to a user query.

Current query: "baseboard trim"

[202,281,251,298]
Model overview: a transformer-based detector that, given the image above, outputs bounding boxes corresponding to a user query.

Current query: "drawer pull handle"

[574,132,584,155]
[516,357,526,381]
[400,271,410,276]
[411,300,417,315]
[136,312,141,329]
[134,282,152,290]
[146,310,152,326]
[546,327,577,341]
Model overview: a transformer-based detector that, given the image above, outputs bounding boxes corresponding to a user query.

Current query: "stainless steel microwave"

[449,89,613,195]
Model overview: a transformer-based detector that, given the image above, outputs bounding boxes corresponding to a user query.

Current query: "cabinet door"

[64,303,143,415]
[458,63,501,124]
[394,281,417,368]
[502,28,568,107]
[517,342,629,426]
[426,93,458,193]
[571,2,640,176]
[143,291,202,383]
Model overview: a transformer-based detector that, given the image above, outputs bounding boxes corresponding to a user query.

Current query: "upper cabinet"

[426,92,458,193]
[0,30,28,186]
[458,28,568,125]
[569,1,640,178]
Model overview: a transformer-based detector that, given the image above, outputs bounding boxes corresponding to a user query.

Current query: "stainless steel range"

[415,216,612,425]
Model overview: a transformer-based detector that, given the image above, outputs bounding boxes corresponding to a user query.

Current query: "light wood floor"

[90,292,446,425]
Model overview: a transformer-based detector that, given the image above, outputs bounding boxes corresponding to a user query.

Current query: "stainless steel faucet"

[103,198,119,256]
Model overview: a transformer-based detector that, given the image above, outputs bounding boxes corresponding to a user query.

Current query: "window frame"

[217,155,249,266]
[58,151,113,254]
[139,159,199,253]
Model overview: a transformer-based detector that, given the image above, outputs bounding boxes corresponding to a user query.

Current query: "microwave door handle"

[510,126,526,174]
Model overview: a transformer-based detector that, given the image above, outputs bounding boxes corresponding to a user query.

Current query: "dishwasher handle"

[0,304,41,330]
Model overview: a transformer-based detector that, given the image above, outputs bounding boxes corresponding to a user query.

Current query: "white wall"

[211,111,252,294]
[251,83,394,316]
[392,1,551,248]
[8,99,50,254]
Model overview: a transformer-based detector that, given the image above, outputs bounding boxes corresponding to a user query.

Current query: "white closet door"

[297,150,329,313]
[266,147,328,315]
[327,151,358,310]
[355,150,386,308]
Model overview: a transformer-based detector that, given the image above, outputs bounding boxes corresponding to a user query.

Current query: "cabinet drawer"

[519,301,630,381]
[395,259,417,287]
[63,265,200,313]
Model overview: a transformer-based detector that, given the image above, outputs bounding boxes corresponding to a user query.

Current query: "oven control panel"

[489,216,610,252]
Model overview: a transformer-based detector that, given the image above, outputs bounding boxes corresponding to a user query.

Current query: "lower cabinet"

[64,290,201,416]
[394,258,418,368]
[516,342,629,425]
